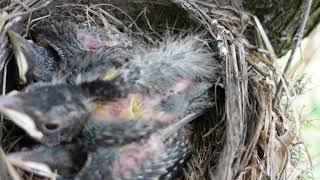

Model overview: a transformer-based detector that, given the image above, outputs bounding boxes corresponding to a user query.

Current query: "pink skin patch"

[166,79,193,97]
[77,32,120,50]
[112,135,165,176]
[89,79,194,123]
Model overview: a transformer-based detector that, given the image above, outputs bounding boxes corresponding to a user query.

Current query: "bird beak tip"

[0,96,44,140]
[7,31,29,84]
[8,156,57,178]
[7,31,26,49]
[0,147,23,180]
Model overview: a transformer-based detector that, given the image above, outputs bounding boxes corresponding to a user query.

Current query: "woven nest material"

[0,0,310,179]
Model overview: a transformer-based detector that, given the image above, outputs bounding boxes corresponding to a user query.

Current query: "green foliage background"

[284,25,320,178]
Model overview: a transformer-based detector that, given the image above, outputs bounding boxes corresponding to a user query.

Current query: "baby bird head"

[8,30,58,84]
[0,83,90,147]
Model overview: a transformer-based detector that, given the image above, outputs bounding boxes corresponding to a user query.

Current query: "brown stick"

[274,0,314,104]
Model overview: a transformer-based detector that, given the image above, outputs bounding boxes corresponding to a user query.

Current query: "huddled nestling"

[0,21,218,180]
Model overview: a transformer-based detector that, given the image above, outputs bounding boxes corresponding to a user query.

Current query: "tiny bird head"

[31,21,133,62]
[0,83,90,147]
[7,30,58,84]
[7,143,85,178]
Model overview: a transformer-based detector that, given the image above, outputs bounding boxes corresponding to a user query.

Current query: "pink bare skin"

[89,79,194,124]
[112,135,165,176]
[77,32,121,50]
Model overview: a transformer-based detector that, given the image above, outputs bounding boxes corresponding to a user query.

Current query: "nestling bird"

[8,30,59,83]
[31,21,133,59]
[8,143,86,178]
[7,115,194,180]
[0,80,122,147]
[74,130,191,180]
[0,35,217,148]
[1,34,217,180]
[8,21,133,84]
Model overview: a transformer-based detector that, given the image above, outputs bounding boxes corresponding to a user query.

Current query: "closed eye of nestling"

[41,122,61,133]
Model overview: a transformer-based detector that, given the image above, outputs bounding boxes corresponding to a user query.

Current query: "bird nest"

[0,0,309,179]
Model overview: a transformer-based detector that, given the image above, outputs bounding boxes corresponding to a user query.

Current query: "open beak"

[0,95,43,141]
[7,31,30,84]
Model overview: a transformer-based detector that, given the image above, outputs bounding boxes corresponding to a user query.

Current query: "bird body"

[8,120,192,180]
[75,130,190,180]
[2,33,218,179]
[1,35,217,147]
